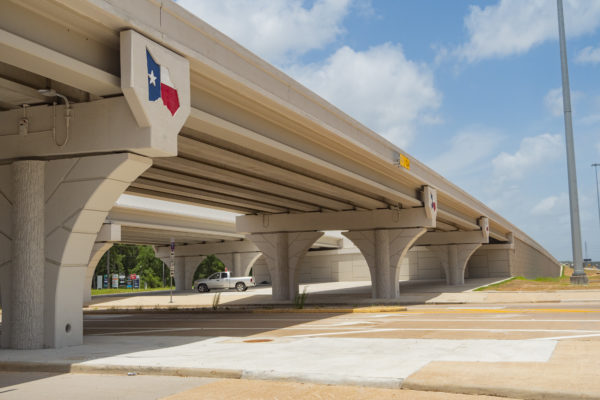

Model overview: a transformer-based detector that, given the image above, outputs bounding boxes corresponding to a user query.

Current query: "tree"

[193,255,225,281]
[94,244,166,288]
[132,245,164,288]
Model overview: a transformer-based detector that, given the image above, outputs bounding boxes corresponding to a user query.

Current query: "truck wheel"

[235,282,246,292]
[197,283,209,293]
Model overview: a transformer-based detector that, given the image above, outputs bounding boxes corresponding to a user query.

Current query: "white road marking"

[289,328,398,338]
[532,333,600,341]
[314,321,375,327]
[291,328,600,336]
[447,306,506,310]
[362,318,600,323]
[85,317,600,323]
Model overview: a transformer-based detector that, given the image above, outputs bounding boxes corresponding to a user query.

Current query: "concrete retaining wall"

[467,245,513,279]
[251,246,447,284]
[512,238,561,278]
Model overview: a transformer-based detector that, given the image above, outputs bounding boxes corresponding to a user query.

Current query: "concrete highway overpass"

[85,197,343,305]
[0,0,559,349]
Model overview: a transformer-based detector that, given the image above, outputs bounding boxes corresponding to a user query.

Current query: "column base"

[570,274,589,285]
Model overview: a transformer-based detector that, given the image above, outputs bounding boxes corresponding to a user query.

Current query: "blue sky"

[177,0,600,261]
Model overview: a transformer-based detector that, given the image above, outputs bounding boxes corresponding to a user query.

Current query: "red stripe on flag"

[160,83,180,116]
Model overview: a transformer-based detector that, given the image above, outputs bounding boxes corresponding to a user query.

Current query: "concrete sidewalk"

[0,334,598,399]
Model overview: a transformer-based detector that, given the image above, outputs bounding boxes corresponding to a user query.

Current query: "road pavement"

[3,280,600,399]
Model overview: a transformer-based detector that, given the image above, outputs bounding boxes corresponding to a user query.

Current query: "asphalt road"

[84,302,600,341]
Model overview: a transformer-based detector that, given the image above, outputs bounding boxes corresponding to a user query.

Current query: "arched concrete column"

[0,153,151,349]
[343,228,426,299]
[248,232,323,301]
[218,252,261,277]
[173,256,186,291]
[83,242,114,306]
[242,252,262,276]
[217,253,236,275]
[185,256,205,290]
[429,244,481,285]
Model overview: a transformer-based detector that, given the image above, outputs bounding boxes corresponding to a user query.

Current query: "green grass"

[91,286,173,296]
[528,276,567,283]
[475,273,572,291]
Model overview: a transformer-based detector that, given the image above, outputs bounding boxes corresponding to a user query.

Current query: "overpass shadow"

[1,309,337,389]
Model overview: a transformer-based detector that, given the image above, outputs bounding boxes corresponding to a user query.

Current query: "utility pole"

[592,164,600,257]
[557,0,588,284]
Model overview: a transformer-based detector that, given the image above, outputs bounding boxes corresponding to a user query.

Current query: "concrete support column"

[248,232,323,301]
[343,228,426,299]
[218,253,237,276]
[10,160,45,349]
[241,252,262,276]
[173,257,186,291]
[232,253,242,277]
[219,252,261,277]
[184,256,205,290]
[430,244,481,285]
[83,242,113,306]
[0,165,12,349]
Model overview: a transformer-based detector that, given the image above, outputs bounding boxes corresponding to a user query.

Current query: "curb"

[0,361,242,379]
[0,361,402,389]
[83,306,407,314]
[402,380,597,400]
[242,370,403,389]
[252,306,407,313]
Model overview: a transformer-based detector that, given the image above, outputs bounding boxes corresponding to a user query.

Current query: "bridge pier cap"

[120,29,190,156]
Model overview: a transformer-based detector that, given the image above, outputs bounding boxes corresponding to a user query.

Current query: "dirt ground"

[481,267,600,291]
[162,379,517,400]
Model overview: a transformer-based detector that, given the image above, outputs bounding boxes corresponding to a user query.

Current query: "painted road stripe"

[532,333,600,341]
[85,317,600,324]
[404,308,600,314]
[447,306,506,310]
[289,328,399,338]
[87,326,600,334]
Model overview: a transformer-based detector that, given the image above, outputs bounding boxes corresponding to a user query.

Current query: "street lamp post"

[557,0,588,284]
[593,163,600,249]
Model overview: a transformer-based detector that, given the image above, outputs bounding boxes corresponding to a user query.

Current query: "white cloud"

[531,193,568,215]
[287,43,441,148]
[544,88,564,117]
[492,133,563,182]
[177,0,351,65]
[544,87,584,117]
[428,130,502,178]
[456,0,600,63]
[576,45,600,64]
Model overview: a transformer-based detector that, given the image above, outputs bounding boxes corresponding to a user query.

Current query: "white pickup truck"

[194,271,255,292]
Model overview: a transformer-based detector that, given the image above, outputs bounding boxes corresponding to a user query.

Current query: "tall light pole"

[557,0,588,284]
[593,164,600,254]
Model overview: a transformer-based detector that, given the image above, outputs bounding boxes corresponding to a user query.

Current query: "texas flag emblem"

[146,49,180,116]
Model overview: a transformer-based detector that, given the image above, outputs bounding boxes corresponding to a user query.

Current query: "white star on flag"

[148,70,157,86]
